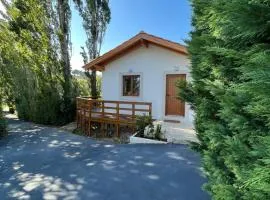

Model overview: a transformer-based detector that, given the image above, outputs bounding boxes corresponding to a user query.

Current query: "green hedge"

[179,0,270,199]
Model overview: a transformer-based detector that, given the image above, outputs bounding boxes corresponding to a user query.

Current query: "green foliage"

[0,45,7,137]
[0,0,77,125]
[73,77,91,97]
[135,115,166,141]
[154,124,164,141]
[96,74,102,97]
[144,123,166,141]
[179,0,270,199]
[83,71,102,98]
[72,69,102,97]
[0,104,7,138]
[136,115,153,137]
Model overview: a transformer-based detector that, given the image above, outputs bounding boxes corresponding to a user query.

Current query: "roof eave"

[83,32,188,71]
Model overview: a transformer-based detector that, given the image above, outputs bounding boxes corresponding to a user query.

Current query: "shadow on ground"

[0,118,209,200]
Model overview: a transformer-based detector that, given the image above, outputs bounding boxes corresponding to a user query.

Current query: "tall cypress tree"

[179,0,270,199]
[56,0,75,121]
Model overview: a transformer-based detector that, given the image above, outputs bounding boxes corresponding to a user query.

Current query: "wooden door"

[165,74,186,116]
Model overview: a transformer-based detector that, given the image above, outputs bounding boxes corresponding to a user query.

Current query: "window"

[122,75,140,96]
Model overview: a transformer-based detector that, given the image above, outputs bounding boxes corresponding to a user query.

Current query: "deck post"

[132,103,136,133]
[84,103,87,134]
[101,123,105,137]
[80,102,83,130]
[102,101,105,117]
[116,102,120,137]
[82,101,86,134]
[116,124,120,137]
[102,101,105,137]
[88,121,91,136]
[88,100,92,136]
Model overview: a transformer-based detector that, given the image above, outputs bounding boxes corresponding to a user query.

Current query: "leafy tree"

[75,0,110,99]
[178,0,270,199]
[56,0,75,121]
[0,0,79,125]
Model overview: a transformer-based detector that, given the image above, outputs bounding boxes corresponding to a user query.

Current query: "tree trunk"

[90,70,97,99]
[85,69,98,99]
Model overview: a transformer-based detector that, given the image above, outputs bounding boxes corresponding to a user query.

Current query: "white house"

[83,32,194,125]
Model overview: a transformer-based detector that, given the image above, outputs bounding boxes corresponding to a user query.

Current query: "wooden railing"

[76,97,152,137]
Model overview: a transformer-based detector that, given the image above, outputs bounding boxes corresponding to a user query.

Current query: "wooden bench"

[76,97,152,137]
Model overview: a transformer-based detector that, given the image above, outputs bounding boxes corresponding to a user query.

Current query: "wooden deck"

[76,97,152,137]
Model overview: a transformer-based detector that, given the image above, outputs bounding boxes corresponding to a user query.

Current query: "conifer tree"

[179,0,270,199]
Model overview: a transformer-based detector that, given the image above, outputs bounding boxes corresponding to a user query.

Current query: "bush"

[154,124,164,141]
[136,115,166,141]
[136,115,153,137]
[179,1,270,199]
[144,123,166,141]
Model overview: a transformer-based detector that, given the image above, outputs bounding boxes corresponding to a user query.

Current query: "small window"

[122,75,140,96]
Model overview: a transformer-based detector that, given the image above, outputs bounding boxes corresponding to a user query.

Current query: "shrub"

[136,115,153,137]
[154,124,164,141]
[144,122,166,141]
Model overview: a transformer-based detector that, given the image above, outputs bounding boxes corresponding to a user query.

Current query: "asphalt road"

[0,118,209,200]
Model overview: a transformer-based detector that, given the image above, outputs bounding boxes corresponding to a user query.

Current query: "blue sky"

[70,0,192,70]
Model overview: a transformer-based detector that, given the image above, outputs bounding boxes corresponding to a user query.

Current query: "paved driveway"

[0,118,209,200]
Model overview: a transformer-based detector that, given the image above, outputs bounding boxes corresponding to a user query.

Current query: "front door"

[165,74,186,116]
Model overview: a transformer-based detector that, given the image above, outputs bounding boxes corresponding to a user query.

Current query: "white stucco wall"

[102,44,194,124]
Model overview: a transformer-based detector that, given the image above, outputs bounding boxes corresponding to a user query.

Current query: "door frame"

[162,70,190,120]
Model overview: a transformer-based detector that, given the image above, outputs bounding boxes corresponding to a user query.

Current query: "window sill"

[120,95,143,101]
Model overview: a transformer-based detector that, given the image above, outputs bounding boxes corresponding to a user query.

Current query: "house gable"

[105,43,189,71]
[83,31,188,71]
